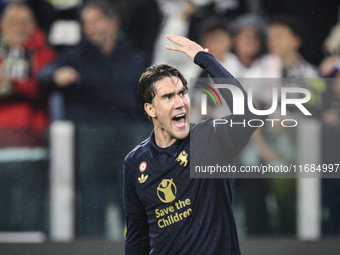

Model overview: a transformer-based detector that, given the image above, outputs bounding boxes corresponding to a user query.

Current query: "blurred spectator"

[225,14,273,237]
[318,30,340,236]
[250,14,324,119]
[199,18,234,68]
[320,77,340,126]
[193,14,267,116]
[39,0,147,126]
[0,2,56,149]
[263,0,340,66]
[0,2,56,232]
[254,15,323,236]
[319,24,340,123]
[266,15,318,79]
[319,76,340,236]
[190,17,235,122]
[152,0,201,79]
[46,0,83,52]
[148,0,241,78]
[188,0,241,43]
[0,0,56,35]
[39,0,149,239]
[228,14,267,78]
[123,0,162,64]
[323,24,340,57]
[320,100,340,237]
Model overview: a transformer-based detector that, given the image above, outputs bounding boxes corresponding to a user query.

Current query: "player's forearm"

[194,51,235,80]
[194,51,258,148]
[194,51,256,117]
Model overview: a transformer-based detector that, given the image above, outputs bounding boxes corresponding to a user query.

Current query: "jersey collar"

[149,131,189,158]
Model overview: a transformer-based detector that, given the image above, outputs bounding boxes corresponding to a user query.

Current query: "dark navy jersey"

[124,52,258,255]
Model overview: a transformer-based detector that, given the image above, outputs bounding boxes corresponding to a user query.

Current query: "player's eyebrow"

[161,92,175,98]
[179,88,187,94]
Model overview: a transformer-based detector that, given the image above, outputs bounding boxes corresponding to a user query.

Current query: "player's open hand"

[166,35,208,61]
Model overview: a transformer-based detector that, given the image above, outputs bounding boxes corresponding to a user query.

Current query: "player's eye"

[162,94,171,100]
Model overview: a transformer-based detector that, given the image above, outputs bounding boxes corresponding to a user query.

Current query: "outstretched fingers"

[166,35,190,46]
[165,34,205,61]
[165,45,183,52]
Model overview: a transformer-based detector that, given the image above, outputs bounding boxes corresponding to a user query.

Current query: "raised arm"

[166,35,258,148]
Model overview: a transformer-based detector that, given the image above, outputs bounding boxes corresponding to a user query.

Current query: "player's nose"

[174,95,184,109]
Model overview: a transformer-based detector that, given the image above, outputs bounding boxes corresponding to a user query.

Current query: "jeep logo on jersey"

[176,150,188,167]
[157,179,177,203]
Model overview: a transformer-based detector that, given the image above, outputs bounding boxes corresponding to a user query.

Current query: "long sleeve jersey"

[124,51,258,255]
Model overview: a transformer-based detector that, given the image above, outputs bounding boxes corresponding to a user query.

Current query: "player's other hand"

[166,35,208,61]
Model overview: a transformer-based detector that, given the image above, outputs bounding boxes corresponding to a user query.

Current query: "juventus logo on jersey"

[176,150,188,167]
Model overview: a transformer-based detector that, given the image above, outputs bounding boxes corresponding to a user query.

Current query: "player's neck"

[154,126,177,148]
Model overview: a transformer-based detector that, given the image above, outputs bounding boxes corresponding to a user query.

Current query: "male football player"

[124,35,258,254]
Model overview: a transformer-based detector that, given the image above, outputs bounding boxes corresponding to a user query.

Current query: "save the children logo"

[157,179,177,203]
[155,179,192,228]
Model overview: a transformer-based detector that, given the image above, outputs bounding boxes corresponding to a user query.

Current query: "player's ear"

[144,103,156,118]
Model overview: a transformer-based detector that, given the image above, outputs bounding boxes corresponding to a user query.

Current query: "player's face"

[149,76,190,142]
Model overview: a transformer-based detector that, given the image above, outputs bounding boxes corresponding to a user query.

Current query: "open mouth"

[172,113,186,128]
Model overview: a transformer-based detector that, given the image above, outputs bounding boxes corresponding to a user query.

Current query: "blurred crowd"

[0,0,339,240]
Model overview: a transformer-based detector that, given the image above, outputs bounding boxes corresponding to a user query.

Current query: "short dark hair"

[81,0,119,19]
[138,64,188,120]
[269,15,304,39]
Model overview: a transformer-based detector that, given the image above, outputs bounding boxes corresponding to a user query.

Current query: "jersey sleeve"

[194,51,258,149]
[125,216,150,255]
[123,158,151,254]
[123,159,148,219]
